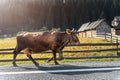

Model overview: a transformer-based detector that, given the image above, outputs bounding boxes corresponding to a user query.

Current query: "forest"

[0,0,120,34]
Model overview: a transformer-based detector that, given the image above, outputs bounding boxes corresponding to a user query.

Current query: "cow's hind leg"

[58,50,63,60]
[24,49,39,67]
[27,55,39,67]
[47,57,53,63]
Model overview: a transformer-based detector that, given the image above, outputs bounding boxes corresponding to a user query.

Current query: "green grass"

[0,37,119,65]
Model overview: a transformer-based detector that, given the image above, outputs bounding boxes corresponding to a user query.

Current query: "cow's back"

[16,31,58,52]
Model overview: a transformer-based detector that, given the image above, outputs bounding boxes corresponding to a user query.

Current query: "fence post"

[85,31,87,38]
[116,38,120,56]
[111,33,112,43]
[105,32,106,40]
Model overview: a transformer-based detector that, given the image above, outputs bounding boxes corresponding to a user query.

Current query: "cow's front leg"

[58,50,64,60]
[47,50,63,63]
[52,50,59,65]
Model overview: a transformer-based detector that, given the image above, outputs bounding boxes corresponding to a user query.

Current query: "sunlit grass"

[79,37,107,43]
[0,37,16,48]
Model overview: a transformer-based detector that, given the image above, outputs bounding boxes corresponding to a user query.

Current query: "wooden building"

[78,19,111,38]
[112,16,120,35]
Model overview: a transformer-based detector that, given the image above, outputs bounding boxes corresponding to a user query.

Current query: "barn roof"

[78,19,105,32]
[114,16,120,21]
[78,22,90,32]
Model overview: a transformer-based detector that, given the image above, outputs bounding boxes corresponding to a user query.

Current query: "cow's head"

[58,29,80,60]
[66,28,80,45]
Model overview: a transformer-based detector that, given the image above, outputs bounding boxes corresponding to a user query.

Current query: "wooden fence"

[97,33,120,43]
[0,43,120,62]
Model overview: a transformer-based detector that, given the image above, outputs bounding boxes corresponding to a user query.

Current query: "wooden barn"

[112,16,120,35]
[78,19,111,38]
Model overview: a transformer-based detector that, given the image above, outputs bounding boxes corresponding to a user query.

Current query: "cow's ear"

[66,29,71,34]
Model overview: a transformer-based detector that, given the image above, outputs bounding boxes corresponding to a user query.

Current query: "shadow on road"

[18,64,120,75]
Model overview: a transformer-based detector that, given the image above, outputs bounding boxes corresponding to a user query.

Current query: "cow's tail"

[13,47,16,54]
[13,45,18,54]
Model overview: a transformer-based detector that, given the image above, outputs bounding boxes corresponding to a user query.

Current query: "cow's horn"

[71,28,75,33]
[66,29,71,34]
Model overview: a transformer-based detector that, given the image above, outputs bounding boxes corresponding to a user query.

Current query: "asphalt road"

[0,61,120,80]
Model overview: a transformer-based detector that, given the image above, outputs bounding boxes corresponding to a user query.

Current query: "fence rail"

[97,32,120,43]
[0,43,120,62]
[1,56,120,62]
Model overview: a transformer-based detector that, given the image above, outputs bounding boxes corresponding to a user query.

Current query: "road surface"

[0,61,120,80]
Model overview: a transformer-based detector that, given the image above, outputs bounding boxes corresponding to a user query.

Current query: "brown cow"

[12,29,80,67]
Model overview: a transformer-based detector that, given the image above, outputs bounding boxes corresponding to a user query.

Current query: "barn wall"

[79,32,87,38]
[91,30,96,37]
[86,31,92,37]
[115,24,120,35]
[85,30,96,38]
[96,22,111,33]
[116,30,120,35]
[111,28,115,35]
[79,30,96,38]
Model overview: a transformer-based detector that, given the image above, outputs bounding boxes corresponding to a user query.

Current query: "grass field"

[0,37,119,65]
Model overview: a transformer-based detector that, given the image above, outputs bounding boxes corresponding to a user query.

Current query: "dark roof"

[78,19,105,32]
[114,16,120,21]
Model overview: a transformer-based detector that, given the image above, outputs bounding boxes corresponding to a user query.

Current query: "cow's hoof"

[59,57,64,61]
[55,62,59,65]
[35,63,39,67]
[47,57,53,63]
[13,64,18,67]
[117,52,120,56]
[47,59,51,63]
